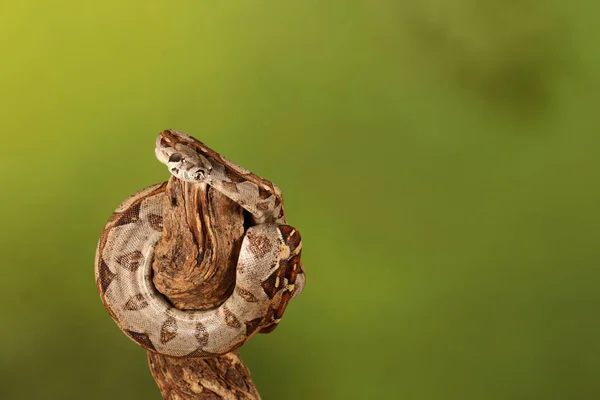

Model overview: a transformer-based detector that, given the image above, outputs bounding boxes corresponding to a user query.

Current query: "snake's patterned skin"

[94,130,305,357]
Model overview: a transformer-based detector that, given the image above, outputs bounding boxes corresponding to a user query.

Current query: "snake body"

[94,130,305,357]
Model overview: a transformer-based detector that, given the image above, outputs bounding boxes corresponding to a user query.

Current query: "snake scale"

[94,130,305,357]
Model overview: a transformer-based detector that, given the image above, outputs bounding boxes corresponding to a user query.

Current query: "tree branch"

[147,177,261,399]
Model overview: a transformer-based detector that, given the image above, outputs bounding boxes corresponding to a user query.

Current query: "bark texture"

[147,177,261,400]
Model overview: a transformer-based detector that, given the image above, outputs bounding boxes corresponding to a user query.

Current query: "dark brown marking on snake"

[288,253,301,267]
[274,196,282,208]
[124,294,149,310]
[160,316,178,344]
[224,164,246,184]
[245,317,264,336]
[98,258,117,294]
[274,290,293,320]
[258,322,279,334]
[195,322,209,347]
[277,206,285,220]
[235,286,259,302]
[116,250,143,272]
[221,180,240,193]
[279,225,301,251]
[278,225,295,241]
[125,330,156,351]
[223,306,242,329]
[258,186,272,200]
[147,214,163,231]
[256,201,270,211]
[261,268,283,300]
[113,202,141,226]
[286,256,303,284]
[247,232,272,257]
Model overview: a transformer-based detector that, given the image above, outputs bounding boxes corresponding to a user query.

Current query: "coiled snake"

[94,130,305,357]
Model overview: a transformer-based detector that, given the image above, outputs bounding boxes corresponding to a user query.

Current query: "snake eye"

[169,153,183,163]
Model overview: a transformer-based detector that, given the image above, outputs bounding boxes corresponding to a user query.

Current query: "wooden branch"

[147,177,261,399]
[148,352,260,400]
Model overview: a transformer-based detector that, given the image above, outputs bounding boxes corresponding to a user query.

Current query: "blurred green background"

[1,1,598,399]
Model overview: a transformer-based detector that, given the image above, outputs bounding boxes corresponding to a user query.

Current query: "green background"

[1,1,598,399]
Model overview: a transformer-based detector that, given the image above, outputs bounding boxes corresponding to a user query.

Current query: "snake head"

[155,130,213,182]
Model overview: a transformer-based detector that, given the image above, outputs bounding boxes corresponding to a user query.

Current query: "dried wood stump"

[147,177,261,400]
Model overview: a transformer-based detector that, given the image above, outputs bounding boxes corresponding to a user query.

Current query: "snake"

[94,130,305,357]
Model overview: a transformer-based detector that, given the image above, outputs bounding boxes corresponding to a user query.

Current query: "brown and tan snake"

[94,130,305,357]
